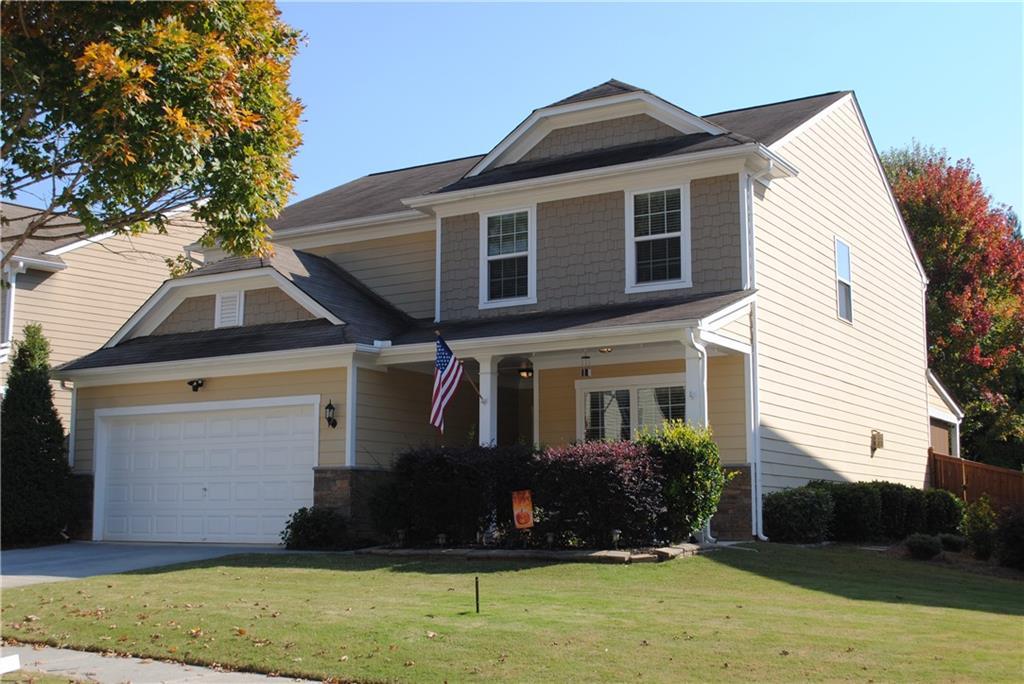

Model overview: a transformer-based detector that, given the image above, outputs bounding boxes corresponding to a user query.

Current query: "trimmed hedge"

[905,533,942,560]
[924,489,965,535]
[870,481,927,540]
[763,487,833,543]
[281,507,351,550]
[808,481,882,542]
[995,506,1024,570]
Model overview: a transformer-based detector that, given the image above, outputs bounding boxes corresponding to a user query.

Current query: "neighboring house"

[1,202,205,425]
[55,80,951,544]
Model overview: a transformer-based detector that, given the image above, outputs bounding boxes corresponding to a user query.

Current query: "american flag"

[430,335,464,433]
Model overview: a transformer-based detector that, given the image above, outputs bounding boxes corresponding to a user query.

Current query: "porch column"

[478,355,498,445]
[684,333,708,428]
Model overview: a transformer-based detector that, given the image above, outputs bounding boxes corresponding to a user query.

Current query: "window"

[576,374,686,441]
[479,207,536,308]
[835,238,853,322]
[215,290,244,328]
[626,184,691,293]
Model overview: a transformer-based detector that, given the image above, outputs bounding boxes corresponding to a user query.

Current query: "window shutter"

[216,291,244,328]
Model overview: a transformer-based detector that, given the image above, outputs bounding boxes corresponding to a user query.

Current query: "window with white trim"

[215,290,244,328]
[480,208,536,307]
[626,184,691,292]
[835,238,853,322]
[577,374,686,441]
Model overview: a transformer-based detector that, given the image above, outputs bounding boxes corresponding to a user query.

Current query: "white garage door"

[97,399,317,543]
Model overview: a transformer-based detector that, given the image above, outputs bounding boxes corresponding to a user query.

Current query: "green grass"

[2,544,1021,682]
[1,672,80,683]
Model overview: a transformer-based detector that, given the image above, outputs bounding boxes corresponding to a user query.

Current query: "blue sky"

[279,1,1023,213]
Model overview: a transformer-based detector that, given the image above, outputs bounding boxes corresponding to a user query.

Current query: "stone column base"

[711,465,752,540]
[313,467,393,541]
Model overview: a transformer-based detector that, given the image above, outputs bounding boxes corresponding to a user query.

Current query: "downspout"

[747,168,771,541]
[688,329,716,544]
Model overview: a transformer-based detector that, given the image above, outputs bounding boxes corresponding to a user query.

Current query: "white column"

[345,364,357,466]
[684,333,708,428]
[478,355,497,445]
[952,421,961,458]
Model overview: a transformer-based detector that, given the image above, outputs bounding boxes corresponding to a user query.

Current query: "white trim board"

[927,369,964,420]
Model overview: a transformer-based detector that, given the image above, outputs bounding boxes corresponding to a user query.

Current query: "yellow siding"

[3,221,205,425]
[356,367,440,468]
[717,315,751,345]
[754,96,929,491]
[536,356,746,464]
[73,368,346,474]
[310,231,435,319]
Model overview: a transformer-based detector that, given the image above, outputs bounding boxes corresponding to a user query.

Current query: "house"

[1,202,206,426]
[54,80,951,544]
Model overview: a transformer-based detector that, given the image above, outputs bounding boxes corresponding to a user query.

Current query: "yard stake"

[475,576,480,614]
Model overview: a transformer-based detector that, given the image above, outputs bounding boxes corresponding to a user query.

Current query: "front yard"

[2,544,1021,682]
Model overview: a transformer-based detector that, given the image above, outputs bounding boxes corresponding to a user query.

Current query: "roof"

[60,319,353,371]
[269,155,482,232]
[395,290,752,345]
[267,86,848,230]
[181,244,409,342]
[0,202,82,267]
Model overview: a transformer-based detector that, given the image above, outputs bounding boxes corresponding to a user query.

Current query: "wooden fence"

[929,449,1024,509]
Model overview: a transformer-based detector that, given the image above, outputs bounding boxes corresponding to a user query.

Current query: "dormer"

[466,80,728,176]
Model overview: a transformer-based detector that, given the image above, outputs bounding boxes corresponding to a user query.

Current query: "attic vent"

[215,291,244,328]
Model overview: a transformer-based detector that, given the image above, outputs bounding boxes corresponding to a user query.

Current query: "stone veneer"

[519,114,681,162]
[439,174,742,320]
[313,467,394,540]
[710,465,752,541]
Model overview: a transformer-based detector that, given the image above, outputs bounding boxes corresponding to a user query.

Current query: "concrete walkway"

[2,541,284,588]
[2,645,312,682]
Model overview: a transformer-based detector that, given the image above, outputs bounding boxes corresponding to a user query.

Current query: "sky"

[277,1,1023,213]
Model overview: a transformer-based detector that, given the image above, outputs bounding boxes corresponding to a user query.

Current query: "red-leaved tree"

[883,143,1024,467]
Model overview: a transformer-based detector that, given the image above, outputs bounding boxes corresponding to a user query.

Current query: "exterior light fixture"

[187,378,205,392]
[598,347,614,354]
[580,354,592,377]
[324,400,338,428]
[518,362,533,379]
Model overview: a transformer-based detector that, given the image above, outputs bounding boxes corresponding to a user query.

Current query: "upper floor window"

[479,207,536,309]
[835,238,853,323]
[625,184,692,293]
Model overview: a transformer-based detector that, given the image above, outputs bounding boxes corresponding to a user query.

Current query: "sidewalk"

[2,645,313,683]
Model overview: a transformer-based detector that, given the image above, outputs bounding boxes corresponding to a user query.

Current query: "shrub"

[1,324,73,548]
[924,488,965,535]
[808,481,882,542]
[533,441,662,547]
[281,507,350,550]
[962,496,998,560]
[763,487,833,543]
[870,481,927,540]
[995,506,1024,570]
[636,421,727,542]
[905,533,942,560]
[938,533,967,552]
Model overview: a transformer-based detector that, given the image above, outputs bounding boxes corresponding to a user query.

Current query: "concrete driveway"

[1,541,284,588]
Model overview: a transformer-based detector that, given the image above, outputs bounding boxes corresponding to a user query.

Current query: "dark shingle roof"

[266,89,849,230]
[0,202,82,266]
[60,320,353,371]
[395,290,752,345]
[269,155,483,232]
[182,245,409,342]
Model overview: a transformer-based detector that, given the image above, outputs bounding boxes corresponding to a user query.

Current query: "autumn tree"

[1,1,303,269]
[882,142,1024,467]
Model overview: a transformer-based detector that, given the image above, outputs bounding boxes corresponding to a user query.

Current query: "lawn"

[2,544,1021,682]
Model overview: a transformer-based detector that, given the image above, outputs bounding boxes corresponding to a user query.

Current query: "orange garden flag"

[512,490,534,529]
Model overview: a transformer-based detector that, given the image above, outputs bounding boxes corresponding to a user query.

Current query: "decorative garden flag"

[512,490,534,529]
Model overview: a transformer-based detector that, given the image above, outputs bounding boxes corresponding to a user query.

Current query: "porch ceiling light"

[518,362,533,379]
[580,354,591,378]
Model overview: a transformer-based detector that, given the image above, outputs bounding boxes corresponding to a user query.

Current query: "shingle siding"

[243,287,316,325]
[152,295,215,335]
[439,175,743,321]
[519,115,680,163]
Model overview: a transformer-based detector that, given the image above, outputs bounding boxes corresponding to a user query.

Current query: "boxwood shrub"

[995,506,1024,570]
[281,507,351,550]
[924,488,965,535]
[905,533,942,560]
[870,481,927,540]
[808,481,882,542]
[763,487,833,543]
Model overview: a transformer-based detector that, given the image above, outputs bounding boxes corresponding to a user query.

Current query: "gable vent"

[215,291,244,328]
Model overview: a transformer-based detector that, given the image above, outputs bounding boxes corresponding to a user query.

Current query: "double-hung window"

[626,184,692,293]
[577,374,687,441]
[835,238,853,323]
[480,207,536,308]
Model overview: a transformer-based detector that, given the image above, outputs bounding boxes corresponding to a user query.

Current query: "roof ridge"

[703,90,850,118]
[364,153,486,178]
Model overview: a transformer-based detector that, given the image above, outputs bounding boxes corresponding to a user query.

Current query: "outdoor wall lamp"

[187,378,204,392]
[324,400,338,428]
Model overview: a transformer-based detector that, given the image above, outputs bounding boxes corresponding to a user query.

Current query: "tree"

[882,142,1024,467]
[1,323,73,547]
[1,1,303,269]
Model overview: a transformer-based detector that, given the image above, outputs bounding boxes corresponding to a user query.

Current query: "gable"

[146,286,316,338]
[517,114,681,164]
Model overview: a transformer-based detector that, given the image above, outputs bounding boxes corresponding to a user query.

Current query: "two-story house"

[55,80,963,544]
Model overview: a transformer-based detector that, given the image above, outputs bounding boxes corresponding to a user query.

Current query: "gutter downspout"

[747,168,771,541]
[688,329,717,544]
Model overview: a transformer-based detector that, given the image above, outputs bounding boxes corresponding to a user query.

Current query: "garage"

[93,396,318,544]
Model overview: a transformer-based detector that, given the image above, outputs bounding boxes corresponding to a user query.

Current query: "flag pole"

[435,329,485,402]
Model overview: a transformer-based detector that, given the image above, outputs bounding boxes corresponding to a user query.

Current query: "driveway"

[1,541,284,588]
